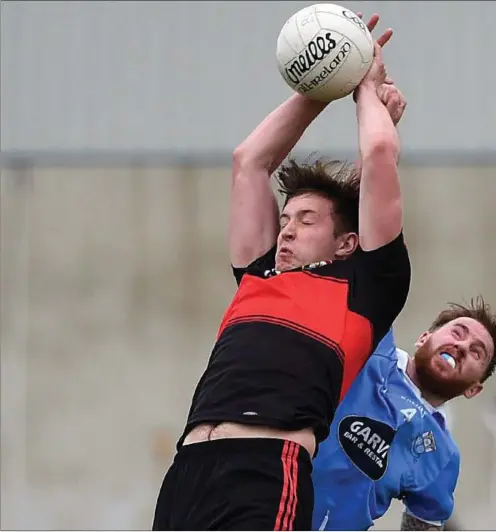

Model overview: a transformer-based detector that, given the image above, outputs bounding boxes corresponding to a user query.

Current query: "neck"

[405,357,447,409]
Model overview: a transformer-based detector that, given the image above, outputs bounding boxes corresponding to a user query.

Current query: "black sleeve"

[354,232,411,346]
[231,246,277,286]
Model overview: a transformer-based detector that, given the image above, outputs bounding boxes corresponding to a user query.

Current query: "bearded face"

[414,317,494,401]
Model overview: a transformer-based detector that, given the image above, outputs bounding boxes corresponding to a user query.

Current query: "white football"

[276,3,374,102]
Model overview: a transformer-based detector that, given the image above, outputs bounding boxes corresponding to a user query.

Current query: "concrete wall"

[1,164,495,529]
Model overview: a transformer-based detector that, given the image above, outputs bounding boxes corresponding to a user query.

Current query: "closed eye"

[300,214,318,225]
[452,324,467,339]
[473,346,485,360]
[454,323,489,361]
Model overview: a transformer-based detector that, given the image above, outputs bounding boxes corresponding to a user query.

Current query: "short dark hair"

[429,297,496,382]
[276,158,360,236]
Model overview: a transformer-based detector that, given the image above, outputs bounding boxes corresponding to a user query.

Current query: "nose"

[280,220,296,241]
[455,341,469,359]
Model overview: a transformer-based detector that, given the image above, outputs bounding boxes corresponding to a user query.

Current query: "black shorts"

[152,438,314,531]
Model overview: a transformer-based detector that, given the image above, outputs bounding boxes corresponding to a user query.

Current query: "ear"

[415,331,430,349]
[464,383,483,400]
[335,232,359,260]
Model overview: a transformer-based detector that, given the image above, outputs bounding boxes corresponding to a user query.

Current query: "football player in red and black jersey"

[153,14,411,532]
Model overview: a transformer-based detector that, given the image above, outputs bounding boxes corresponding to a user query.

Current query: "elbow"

[232,146,245,173]
[232,146,272,175]
[232,147,271,185]
[361,134,400,164]
[232,147,255,178]
[232,145,247,167]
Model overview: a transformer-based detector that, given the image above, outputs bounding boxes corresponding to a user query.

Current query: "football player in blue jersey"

[312,299,496,531]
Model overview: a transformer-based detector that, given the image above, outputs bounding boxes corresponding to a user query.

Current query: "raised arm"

[355,81,407,171]
[230,94,327,268]
[355,39,405,252]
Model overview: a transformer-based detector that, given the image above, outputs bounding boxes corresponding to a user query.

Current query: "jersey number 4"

[400,408,417,422]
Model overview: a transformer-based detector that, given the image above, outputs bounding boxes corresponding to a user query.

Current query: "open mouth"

[440,352,456,369]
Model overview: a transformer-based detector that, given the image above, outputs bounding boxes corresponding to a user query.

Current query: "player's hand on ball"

[356,13,394,48]
[377,84,407,126]
[353,13,393,99]
[357,10,404,125]
[360,40,390,90]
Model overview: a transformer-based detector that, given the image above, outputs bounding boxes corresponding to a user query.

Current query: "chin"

[275,257,297,271]
[414,341,469,400]
[276,263,294,272]
[416,360,468,400]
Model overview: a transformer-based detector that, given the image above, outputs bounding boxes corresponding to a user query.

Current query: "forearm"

[354,94,401,171]
[356,83,400,161]
[234,93,328,174]
[401,511,444,531]
[354,83,403,250]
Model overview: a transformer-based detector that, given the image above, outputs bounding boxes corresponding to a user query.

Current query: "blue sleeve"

[374,328,397,358]
[403,453,460,524]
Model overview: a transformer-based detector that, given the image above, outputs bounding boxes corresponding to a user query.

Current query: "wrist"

[354,81,377,102]
[294,92,330,111]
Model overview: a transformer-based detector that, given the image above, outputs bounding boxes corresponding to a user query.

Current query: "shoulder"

[232,245,276,285]
[374,329,398,356]
[351,233,411,299]
[359,231,410,261]
[354,236,412,294]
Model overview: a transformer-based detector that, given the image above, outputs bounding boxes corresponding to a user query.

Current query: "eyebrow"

[455,323,489,357]
[280,209,318,220]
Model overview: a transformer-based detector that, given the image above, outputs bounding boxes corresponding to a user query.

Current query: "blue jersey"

[312,330,460,531]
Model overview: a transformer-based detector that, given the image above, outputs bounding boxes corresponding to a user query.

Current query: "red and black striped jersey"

[179,233,411,449]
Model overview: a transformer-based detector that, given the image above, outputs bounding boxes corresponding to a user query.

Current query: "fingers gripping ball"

[277,3,374,102]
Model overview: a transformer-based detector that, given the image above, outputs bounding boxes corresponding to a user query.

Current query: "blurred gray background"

[1,1,495,529]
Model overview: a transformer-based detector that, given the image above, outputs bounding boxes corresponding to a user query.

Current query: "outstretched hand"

[354,12,405,126]
[355,12,393,90]
[357,12,393,48]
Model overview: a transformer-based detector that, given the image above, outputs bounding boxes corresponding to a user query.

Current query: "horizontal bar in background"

[1,150,496,169]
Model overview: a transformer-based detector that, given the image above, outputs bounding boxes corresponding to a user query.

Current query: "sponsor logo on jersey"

[338,415,396,481]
